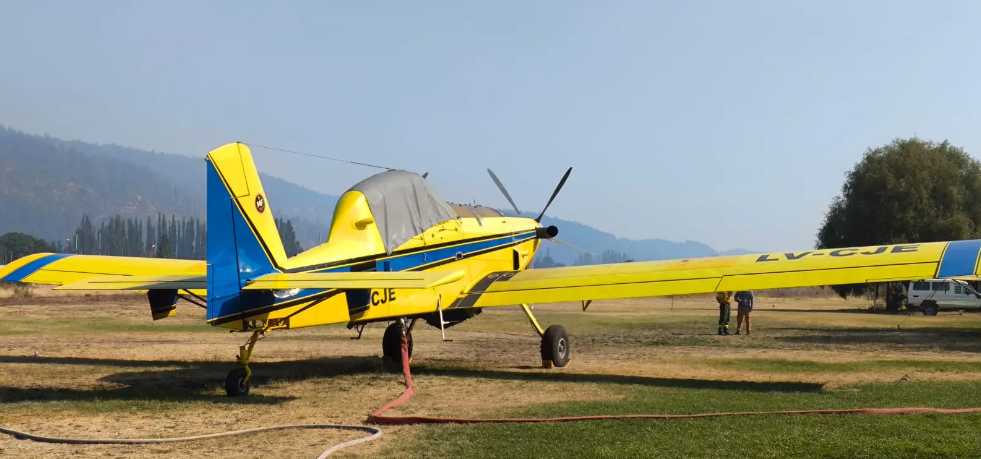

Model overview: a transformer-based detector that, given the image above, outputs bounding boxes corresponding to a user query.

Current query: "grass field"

[3,286,981,458]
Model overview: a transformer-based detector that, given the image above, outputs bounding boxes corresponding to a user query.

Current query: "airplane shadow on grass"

[0,353,823,406]
[0,355,386,406]
[772,326,981,352]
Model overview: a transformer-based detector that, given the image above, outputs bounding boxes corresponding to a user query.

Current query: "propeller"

[486,167,591,254]
[535,167,571,223]
[487,168,521,215]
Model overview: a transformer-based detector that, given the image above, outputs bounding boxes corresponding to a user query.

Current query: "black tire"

[382,322,413,365]
[225,368,250,397]
[540,325,570,367]
[922,301,939,316]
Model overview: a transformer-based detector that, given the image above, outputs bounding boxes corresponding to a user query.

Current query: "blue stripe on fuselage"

[937,239,981,278]
[1,253,72,282]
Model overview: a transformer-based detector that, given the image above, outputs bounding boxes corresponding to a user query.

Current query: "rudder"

[205,142,287,322]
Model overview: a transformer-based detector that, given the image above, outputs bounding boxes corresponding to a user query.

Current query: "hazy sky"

[2,1,980,252]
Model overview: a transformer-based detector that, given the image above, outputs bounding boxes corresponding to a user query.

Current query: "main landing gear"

[225,330,264,397]
[522,304,570,368]
[382,318,414,366]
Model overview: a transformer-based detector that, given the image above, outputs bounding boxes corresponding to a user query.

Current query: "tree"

[0,232,56,263]
[816,137,981,310]
[276,217,303,257]
[145,216,155,256]
[74,214,97,254]
[157,232,173,258]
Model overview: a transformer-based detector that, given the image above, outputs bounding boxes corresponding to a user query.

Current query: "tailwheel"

[225,330,262,397]
[540,324,570,369]
[225,367,250,397]
[382,321,413,366]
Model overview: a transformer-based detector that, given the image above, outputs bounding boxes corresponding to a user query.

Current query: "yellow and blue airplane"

[3,142,981,397]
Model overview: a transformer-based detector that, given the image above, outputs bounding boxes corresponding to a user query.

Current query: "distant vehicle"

[907,279,981,315]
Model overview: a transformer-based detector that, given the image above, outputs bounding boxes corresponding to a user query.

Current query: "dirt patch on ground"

[4,294,981,457]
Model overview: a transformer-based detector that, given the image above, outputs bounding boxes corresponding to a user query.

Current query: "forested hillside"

[0,125,752,265]
[0,126,200,242]
[0,125,332,245]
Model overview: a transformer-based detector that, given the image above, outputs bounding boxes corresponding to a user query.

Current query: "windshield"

[953,279,980,295]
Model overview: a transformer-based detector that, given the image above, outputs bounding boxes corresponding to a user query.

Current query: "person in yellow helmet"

[716,291,732,335]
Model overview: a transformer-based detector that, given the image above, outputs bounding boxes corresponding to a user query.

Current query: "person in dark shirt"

[716,291,732,335]
[734,290,754,335]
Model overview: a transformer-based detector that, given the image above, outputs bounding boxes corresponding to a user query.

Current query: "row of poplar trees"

[574,250,632,266]
[68,214,303,259]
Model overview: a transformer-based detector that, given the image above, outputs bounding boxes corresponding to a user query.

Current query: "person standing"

[734,290,754,335]
[716,291,732,335]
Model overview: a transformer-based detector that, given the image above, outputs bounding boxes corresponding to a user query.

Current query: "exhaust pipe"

[535,225,559,239]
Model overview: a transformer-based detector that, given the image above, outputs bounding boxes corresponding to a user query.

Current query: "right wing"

[448,239,981,309]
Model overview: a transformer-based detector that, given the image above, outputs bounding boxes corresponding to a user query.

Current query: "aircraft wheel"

[382,322,413,365]
[225,368,250,397]
[540,325,570,368]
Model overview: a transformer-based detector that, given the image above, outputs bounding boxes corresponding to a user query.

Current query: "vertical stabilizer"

[205,142,286,322]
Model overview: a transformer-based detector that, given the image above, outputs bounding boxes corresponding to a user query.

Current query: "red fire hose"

[366,332,981,425]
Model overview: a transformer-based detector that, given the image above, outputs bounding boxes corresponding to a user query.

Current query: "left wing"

[0,253,206,289]
[241,270,466,290]
[448,240,981,309]
[56,274,208,291]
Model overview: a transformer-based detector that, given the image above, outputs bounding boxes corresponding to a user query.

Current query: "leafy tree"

[816,137,981,310]
[0,232,56,263]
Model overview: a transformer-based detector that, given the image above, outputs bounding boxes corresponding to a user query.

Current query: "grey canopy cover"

[348,169,458,254]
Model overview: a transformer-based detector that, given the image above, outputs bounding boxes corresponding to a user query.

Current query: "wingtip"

[0,252,58,283]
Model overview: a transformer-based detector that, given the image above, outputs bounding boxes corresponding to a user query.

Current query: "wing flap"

[242,270,466,290]
[451,240,966,308]
[56,274,208,291]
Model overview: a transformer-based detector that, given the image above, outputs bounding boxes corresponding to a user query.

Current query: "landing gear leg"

[225,330,263,397]
[521,304,569,369]
[382,318,414,366]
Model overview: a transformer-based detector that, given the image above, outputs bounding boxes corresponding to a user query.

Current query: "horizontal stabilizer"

[56,274,208,291]
[242,270,466,290]
[948,275,981,281]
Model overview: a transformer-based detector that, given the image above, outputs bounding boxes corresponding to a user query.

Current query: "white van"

[907,279,981,315]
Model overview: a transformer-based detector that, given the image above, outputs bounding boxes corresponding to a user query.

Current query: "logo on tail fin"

[255,194,266,213]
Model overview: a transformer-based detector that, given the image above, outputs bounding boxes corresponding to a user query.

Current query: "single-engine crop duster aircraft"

[4,142,981,397]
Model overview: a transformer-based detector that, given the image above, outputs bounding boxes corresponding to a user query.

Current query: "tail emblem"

[255,194,266,213]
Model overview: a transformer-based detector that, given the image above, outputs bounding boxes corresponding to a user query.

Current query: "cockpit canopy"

[447,203,504,219]
[346,169,458,254]
[343,169,511,254]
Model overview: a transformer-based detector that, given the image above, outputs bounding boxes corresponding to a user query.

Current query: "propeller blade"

[486,168,522,216]
[535,167,572,223]
[545,237,594,255]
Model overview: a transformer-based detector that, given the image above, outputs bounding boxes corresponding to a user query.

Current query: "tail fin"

[205,142,287,322]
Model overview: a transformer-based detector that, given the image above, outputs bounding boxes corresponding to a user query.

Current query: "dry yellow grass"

[3,291,981,458]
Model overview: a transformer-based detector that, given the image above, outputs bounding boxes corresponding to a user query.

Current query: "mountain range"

[0,125,753,265]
